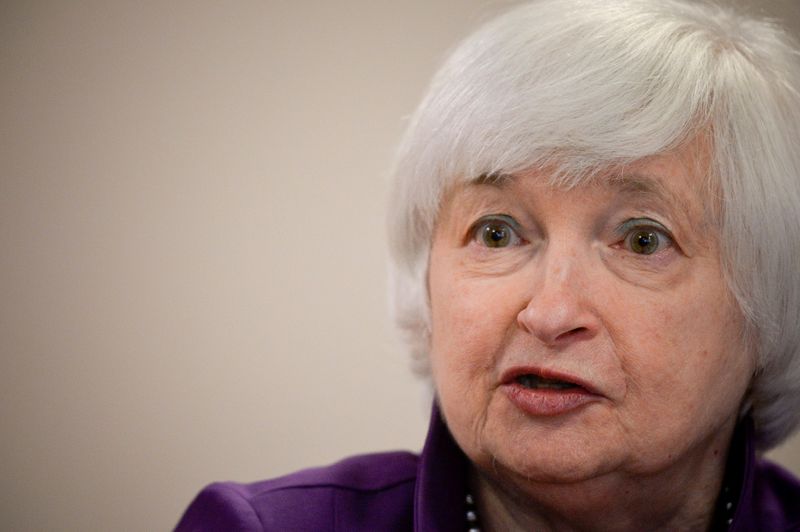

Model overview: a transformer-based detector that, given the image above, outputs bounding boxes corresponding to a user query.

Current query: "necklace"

[464,493,481,532]
[715,484,737,529]
[464,486,736,531]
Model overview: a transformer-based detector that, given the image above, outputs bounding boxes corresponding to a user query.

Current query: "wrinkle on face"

[427,137,752,490]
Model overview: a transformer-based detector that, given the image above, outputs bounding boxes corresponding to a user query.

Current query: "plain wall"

[2,1,799,530]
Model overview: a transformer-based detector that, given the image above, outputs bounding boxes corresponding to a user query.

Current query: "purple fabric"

[175,404,800,531]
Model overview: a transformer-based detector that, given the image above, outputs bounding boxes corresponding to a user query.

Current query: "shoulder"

[751,458,800,529]
[175,451,419,531]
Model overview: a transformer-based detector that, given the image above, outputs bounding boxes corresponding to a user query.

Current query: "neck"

[471,424,736,532]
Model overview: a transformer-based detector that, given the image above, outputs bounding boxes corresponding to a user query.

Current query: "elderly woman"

[177,0,800,529]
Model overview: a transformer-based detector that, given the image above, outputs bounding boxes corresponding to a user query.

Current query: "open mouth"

[502,367,600,416]
[515,374,581,391]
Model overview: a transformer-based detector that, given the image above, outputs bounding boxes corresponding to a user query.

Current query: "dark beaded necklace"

[464,485,737,531]
[464,493,482,532]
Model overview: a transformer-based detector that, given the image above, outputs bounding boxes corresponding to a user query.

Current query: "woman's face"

[427,147,755,485]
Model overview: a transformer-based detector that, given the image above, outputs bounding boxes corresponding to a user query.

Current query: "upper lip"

[500,366,603,396]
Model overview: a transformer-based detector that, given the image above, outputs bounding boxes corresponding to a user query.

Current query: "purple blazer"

[176,405,800,531]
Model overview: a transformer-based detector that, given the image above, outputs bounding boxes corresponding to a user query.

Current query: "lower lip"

[502,383,600,417]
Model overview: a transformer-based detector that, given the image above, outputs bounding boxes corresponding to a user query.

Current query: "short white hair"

[388,0,800,450]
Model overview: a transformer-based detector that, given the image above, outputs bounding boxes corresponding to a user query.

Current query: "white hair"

[388,0,800,450]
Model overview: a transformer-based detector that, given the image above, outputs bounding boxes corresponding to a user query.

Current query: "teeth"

[516,374,577,390]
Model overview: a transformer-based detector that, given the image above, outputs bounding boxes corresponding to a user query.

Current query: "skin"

[427,145,755,531]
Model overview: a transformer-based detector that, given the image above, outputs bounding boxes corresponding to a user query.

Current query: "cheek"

[428,256,524,396]
[430,279,504,378]
[618,284,750,422]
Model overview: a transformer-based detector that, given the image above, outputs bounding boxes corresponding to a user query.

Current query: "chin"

[471,403,625,485]
[489,435,619,485]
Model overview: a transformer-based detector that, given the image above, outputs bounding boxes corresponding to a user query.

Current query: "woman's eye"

[472,217,522,248]
[622,225,672,255]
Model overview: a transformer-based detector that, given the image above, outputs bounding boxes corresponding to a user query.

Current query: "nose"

[516,246,600,347]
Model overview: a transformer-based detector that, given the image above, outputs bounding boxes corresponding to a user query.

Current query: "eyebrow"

[610,172,692,214]
[613,173,676,198]
[470,171,681,200]
[470,172,514,187]
[467,170,697,221]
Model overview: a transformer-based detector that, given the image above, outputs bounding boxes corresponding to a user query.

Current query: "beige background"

[2,1,799,530]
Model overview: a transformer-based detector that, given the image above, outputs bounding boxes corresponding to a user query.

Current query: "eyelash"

[616,218,676,256]
[468,215,676,256]
[469,215,524,248]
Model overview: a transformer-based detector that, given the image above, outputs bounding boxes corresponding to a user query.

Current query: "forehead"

[443,141,717,224]
[470,170,685,203]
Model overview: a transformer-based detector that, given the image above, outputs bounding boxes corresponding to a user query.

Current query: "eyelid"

[616,217,678,256]
[476,213,521,228]
[468,214,524,243]
[616,217,673,238]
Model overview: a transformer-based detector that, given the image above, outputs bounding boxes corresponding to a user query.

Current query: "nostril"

[517,300,599,345]
[555,327,590,342]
